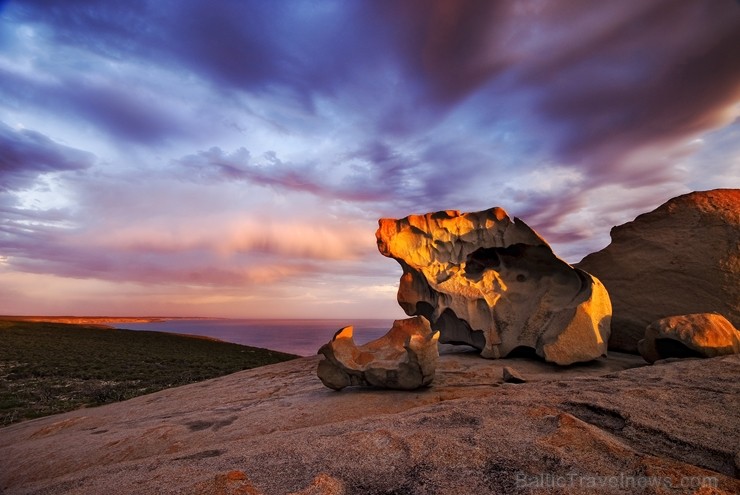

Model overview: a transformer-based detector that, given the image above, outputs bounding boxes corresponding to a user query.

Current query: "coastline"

[107,318,395,357]
[0,319,298,426]
[1,317,396,356]
[0,315,220,325]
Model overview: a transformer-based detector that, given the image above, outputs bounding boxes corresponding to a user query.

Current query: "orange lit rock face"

[376,208,611,365]
[317,316,439,390]
[577,188,740,353]
[638,313,740,364]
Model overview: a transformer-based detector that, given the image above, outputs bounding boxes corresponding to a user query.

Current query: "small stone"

[227,470,247,481]
[289,473,345,495]
[193,470,262,495]
[503,366,527,384]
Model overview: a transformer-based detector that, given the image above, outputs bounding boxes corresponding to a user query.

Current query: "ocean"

[109,319,396,356]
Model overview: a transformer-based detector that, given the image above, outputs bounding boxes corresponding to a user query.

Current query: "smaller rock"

[503,366,527,384]
[226,470,248,481]
[289,473,345,495]
[317,316,439,391]
[638,313,740,364]
[192,470,261,495]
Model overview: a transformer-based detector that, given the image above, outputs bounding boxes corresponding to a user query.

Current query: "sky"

[1,0,739,319]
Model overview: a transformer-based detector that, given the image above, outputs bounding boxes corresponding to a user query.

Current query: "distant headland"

[0,315,219,325]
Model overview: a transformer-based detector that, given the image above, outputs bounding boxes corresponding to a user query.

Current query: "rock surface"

[376,207,611,365]
[638,313,740,364]
[1,350,738,495]
[317,317,439,390]
[577,189,740,353]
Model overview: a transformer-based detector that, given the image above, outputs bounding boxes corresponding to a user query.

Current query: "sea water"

[109,319,395,356]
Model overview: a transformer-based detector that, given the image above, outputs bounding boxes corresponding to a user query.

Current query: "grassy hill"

[0,319,298,426]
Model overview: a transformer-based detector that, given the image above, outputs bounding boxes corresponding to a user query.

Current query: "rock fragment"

[317,316,439,390]
[502,366,526,383]
[638,313,740,364]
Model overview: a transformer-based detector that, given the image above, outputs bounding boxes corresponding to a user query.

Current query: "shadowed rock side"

[317,317,439,390]
[577,189,740,353]
[639,313,740,364]
[376,208,611,365]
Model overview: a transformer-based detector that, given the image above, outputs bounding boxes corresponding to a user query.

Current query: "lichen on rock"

[376,207,611,365]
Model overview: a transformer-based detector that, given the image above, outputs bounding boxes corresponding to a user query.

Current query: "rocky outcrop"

[638,313,740,364]
[1,351,738,495]
[376,208,611,365]
[577,189,740,353]
[317,317,439,390]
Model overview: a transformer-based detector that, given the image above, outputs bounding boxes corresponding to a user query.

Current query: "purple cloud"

[529,2,740,171]
[0,122,94,191]
[174,144,405,203]
[0,0,737,316]
[6,1,398,111]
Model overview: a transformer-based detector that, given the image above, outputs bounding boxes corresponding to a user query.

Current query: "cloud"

[173,135,521,216]
[4,1,398,112]
[7,0,739,154]
[369,0,740,188]
[176,147,338,198]
[0,61,194,146]
[0,150,385,290]
[0,121,94,191]
[57,78,189,145]
[527,2,740,173]
[174,144,412,204]
[1,0,738,317]
[1,216,326,287]
[98,218,374,262]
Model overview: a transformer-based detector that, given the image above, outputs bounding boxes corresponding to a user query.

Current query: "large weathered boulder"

[376,208,611,365]
[577,189,740,353]
[317,316,439,390]
[638,313,740,364]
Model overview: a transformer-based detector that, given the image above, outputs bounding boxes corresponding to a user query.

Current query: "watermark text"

[515,472,718,490]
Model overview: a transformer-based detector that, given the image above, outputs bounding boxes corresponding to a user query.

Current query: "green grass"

[0,319,298,426]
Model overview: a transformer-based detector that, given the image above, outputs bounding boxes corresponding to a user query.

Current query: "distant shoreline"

[1,316,397,356]
[0,315,221,325]
[0,319,298,426]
